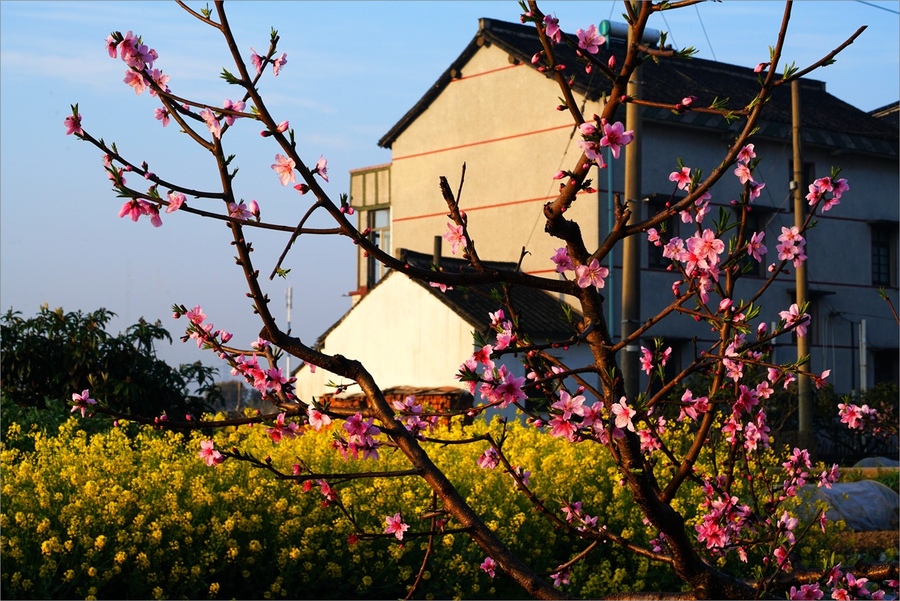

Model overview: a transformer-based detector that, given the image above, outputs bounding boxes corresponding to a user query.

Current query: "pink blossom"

[599,121,634,160]
[779,303,809,338]
[199,108,221,139]
[250,48,263,74]
[123,69,147,95]
[70,389,97,418]
[477,447,500,469]
[443,222,467,255]
[186,305,206,325]
[576,24,605,54]
[747,231,767,262]
[575,259,609,289]
[639,347,654,374]
[577,139,603,163]
[266,412,300,443]
[384,513,409,540]
[271,154,296,186]
[551,390,586,420]
[248,199,260,221]
[105,34,118,59]
[222,98,245,126]
[313,155,329,182]
[272,52,287,76]
[737,144,756,164]
[789,583,823,600]
[429,281,452,293]
[495,370,527,408]
[669,167,691,191]
[198,439,224,467]
[64,112,83,136]
[147,69,169,97]
[733,163,753,184]
[228,201,253,221]
[543,14,561,43]
[747,180,766,201]
[551,247,574,273]
[480,556,497,578]
[754,62,770,73]
[611,397,636,432]
[837,402,866,429]
[154,107,170,127]
[166,191,185,213]
[578,122,597,137]
[548,415,578,441]
[550,567,571,587]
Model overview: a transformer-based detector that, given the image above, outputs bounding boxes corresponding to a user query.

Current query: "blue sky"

[1,1,898,373]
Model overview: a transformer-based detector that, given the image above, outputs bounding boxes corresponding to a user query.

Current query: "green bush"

[0,415,844,599]
[1,306,222,422]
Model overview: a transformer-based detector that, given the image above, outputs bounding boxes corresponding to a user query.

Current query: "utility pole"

[621,11,642,401]
[285,286,292,379]
[791,80,812,454]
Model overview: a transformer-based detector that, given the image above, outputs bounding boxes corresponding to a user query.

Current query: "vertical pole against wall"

[621,12,642,401]
[285,286,292,379]
[791,80,812,453]
[859,319,868,393]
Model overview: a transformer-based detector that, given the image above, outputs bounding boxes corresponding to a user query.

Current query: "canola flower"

[1,415,849,599]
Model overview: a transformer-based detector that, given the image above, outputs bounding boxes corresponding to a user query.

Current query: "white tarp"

[801,480,899,531]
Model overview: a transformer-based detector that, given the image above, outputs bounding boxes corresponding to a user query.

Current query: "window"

[365,208,391,286]
[871,222,898,287]
[873,348,899,385]
[645,195,679,269]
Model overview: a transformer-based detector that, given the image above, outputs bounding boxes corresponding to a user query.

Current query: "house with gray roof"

[294,18,899,403]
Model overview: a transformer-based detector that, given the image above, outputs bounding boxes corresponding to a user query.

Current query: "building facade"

[296,18,899,401]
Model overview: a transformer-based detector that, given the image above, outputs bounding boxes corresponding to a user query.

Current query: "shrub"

[0,306,223,422]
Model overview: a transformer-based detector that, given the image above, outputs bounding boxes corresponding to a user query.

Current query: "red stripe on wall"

[392,123,574,161]
[393,190,591,223]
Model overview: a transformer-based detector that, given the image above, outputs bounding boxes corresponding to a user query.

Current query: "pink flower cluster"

[334,412,381,460]
[695,480,753,557]
[551,248,609,290]
[106,31,168,98]
[250,48,287,77]
[806,175,849,212]
[639,345,672,375]
[837,402,880,431]
[776,226,807,268]
[659,228,725,303]
[266,412,300,443]
[391,394,438,440]
[561,500,600,532]
[576,118,634,167]
[456,310,529,410]
[118,197,163,228]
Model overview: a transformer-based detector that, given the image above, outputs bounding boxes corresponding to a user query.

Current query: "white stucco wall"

[293,272,477,402]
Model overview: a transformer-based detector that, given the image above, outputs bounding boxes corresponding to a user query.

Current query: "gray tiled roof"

[380,18,898,158]
[401,249,580,342]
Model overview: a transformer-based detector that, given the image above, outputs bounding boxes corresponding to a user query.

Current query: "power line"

[856,0,900,14]
[694,4,717,62]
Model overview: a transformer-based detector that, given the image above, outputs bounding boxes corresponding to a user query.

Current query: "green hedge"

[1,415,847,599]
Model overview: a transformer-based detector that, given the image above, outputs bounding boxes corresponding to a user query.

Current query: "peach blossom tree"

[65,1,897,598]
